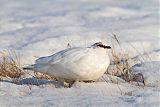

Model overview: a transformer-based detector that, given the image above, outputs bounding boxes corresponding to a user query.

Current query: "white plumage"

[24,42,111,82]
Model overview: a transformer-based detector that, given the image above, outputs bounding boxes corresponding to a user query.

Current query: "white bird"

[24,42,111,83]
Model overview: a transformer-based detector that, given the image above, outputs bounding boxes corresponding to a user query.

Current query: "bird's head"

[91,42,111,49]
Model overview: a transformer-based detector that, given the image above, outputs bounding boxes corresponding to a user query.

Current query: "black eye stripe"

[91,42,111,49]
[97,44,111,49]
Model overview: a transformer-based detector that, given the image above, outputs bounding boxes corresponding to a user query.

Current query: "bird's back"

[35,47,88,64]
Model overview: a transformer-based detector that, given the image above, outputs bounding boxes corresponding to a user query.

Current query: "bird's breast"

[62,51,110,80]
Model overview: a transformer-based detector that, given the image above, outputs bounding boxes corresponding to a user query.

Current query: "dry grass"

[0,50,57,82]
[106,34,145,86]
[34,71,57,81]
[0,51,24,79]
[106,34,131,80]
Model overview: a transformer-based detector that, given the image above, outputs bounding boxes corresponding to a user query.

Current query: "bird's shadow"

[1,77,65,87]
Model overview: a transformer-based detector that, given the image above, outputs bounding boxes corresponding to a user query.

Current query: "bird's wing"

[35,47,89,65]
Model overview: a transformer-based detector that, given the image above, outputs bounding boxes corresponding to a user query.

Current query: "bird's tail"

[23,64,35,71]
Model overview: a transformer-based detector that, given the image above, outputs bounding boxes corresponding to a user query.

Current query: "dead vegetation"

[0,51,24,79]
[34,72,57,81]
[106,34,145,86]
[0,50,57,82]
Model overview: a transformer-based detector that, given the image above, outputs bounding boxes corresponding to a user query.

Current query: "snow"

[0,0,159,107]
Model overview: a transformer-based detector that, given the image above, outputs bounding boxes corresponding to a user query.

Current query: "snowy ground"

[0,0,159,107]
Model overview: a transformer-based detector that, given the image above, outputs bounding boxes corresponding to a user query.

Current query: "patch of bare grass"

[0,51,24,79]
[106,34,145,86]
[34,72,57,81]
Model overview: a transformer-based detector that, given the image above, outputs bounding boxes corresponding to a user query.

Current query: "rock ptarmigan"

[24,42,111,83]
